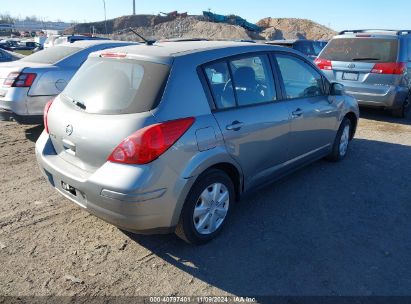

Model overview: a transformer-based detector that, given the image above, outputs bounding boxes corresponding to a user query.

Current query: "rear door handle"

[292,108,303,118]
[226,121,244,131]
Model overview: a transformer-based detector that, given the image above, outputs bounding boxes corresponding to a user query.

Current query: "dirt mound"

[65,14,180,35]
[257,17,336,40]
[111,16,259,41]
[65,14,336,42]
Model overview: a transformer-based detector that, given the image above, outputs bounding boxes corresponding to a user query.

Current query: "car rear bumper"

[0,94,28,116]
[35,131,194,234]
[0,87,53,121]
[344,85,408,109]
[321,70,409,109]
[0,108,43,124]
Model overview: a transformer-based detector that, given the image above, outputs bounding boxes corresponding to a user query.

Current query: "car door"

[273,53,340,161]
[203,54,291,189]
[406,38,411,90]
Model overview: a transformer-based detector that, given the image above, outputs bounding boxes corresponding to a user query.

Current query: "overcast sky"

[2,0,411,31]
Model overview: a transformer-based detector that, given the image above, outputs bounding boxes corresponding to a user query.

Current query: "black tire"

[392,105,406,118]
[392,98,410,118]
[327,118,352,162]
[175,169,234,245]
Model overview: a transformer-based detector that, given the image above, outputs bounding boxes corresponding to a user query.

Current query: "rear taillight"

[3,72,19,87]
[3,72,37,87]
[43,99,54,134]
[315,58,333,70]
[108,117,195,165]
[371,62,406,75]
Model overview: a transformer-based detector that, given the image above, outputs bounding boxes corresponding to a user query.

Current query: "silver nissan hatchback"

[36,41,359,244]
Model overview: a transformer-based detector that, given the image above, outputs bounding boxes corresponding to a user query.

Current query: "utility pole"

[133,0,136,15]
[102,0,107,34]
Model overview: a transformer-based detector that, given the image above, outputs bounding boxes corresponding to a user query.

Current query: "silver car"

[316,30,411,117]
[0,40,138,124]
[0,48,24,62]
[36,41,359,244]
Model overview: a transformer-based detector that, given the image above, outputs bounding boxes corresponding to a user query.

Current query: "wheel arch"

[344,112,358,139]
[206,162,242,201]
[171,151,244,227]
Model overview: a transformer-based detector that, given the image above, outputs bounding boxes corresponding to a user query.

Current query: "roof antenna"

[116,27,156,45]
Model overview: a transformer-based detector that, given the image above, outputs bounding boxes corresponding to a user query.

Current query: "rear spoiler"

[339,29,411,36]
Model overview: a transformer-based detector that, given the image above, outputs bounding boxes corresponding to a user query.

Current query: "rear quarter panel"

[28,66,77,96]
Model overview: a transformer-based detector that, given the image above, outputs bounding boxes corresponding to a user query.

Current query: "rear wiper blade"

[351,57,381,61]
[64,95,86,110]
[73,100,86,110]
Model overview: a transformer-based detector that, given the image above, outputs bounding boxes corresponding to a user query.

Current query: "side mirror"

[330,82,345,96]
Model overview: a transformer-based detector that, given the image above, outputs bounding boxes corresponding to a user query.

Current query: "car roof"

[91,40,294,63]
[333,33,401,40]
[59,39,139,49]
[335,30,411,39]
[266,39,317,44]
[266,40,298,44]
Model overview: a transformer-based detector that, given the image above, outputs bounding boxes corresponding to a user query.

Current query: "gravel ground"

[0,110,410,297]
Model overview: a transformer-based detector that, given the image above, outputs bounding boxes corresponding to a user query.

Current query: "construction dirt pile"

[257,17,336,40]
[110,16,260,41]
[65,14,336,41]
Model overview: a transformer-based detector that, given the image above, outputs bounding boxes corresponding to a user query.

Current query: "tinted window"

[62,57,170,114]
[313,41,327,56]
[294,41,316,56]
[229,55,276,106]
[204,61,236,109]
[320,38,399,62]
[408,39,411,61]
[276,54,324,99]
[19,46,81,64]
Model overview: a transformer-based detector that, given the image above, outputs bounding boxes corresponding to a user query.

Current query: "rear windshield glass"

[61,57,170,114]
[320,38,399,62]
[313,41,327,56]
[19,46,81,64]
[294,41,317,56]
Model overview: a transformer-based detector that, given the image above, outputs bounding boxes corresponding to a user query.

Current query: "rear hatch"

[317,37,400,89]
[47,56,170,172]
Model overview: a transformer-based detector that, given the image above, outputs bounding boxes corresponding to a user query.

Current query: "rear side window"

[204,54,277,109]
[62,57,170,114]
[320,38,399,62]
[204,61,236,109]
[19,46,81,64]
[276,54,324,99]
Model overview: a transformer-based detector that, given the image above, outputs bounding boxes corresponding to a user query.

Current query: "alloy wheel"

[339,124,350,157]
